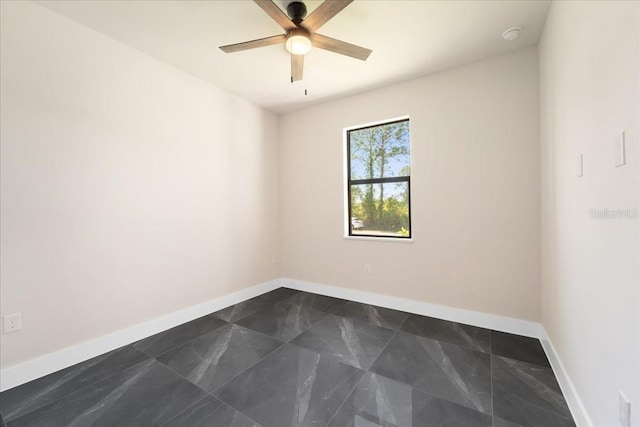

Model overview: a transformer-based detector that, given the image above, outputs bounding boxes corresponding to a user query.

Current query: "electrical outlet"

[619,391,630,427]
[364,264,371,274]
[3,313,22,334]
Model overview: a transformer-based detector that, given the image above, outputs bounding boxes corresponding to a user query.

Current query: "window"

[346,118,411,239]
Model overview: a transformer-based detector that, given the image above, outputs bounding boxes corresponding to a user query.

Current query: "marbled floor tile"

[134,314,227,357]
[400,314,491,353]
[494,417,525,427]
[290,314,394,369]
[9,359,207,427]
[0,345,149,422]
[330,301,409,330]
[327,372,492,427]
[155,323,283,393]
[491,331,550,367]
[285,292,348,313]
[212,296,276,323]
[410,393,493,427]
[161,395,262,427]
[493,400,575,427]
[492,355,575,426]
[370,331,492,415]
[214,344,365,427]
[236,301,328,342]
[257,287,301,302]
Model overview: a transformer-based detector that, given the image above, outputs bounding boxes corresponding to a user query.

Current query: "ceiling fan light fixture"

[286,29,312,55]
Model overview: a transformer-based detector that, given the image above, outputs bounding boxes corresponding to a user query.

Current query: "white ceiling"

[38,0,551,114]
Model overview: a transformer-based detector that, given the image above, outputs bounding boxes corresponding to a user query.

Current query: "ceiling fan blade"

[303,0,352,32]
[219,34,286,53]
[311,33,371,61]
[254,0,297,31]
[291,54,304,82]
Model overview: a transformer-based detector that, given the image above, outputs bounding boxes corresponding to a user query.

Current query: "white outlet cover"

[615,132,626,167]
[3,313,22,333]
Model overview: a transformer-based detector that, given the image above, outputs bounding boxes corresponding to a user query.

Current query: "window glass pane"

[350,182,410,237]
[349,120,410,180]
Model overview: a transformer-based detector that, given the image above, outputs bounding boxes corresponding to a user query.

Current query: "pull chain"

[304,62,308,96]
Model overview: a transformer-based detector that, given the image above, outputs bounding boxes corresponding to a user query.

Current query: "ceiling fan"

[219,0,372,82]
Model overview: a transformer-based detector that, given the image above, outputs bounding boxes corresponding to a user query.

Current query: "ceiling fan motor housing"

[287,2,307,24]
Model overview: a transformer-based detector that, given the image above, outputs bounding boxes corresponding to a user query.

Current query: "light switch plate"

[615,132,626,167]
[619,391,630,427]
[577,154,583,177]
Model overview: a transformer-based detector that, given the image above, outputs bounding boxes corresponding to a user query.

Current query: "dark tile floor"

[0,288,576,427]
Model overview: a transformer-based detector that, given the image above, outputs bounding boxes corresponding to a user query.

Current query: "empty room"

[0,1,638,426]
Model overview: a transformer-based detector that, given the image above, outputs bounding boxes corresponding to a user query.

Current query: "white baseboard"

[281,277,541,337]
[282,277,593,427]
[539,328,593,427]
[0,279,281,392]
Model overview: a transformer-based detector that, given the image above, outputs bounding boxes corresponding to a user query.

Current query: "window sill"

[343,235,414,243]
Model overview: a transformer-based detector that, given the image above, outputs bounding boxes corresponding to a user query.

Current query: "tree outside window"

[347,119,411,238]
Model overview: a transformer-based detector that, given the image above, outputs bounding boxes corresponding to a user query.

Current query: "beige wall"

[279,48,541,321]
[0,2,279,368]
[539,2,640,425]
